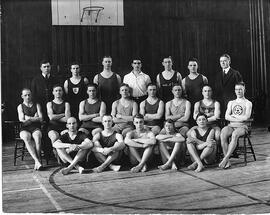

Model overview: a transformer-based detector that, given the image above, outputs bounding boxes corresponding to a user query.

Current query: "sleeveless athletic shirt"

[99,132,117,148]
[229,100,249,128]
[48,101,66,131]
[98,73,119,113]
[194,127,212,142]
[170,99,187,118]
[145,99,161,126]
[67,78,87,117]
[199,100,215,118]
[52,101,65,114]
[81,100,101,129]
[159,71,178,102]
[21,103,41,130]
[185,74,204,105]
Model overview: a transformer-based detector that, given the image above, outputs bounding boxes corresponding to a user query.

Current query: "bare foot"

[224,161,231,169]
[131,164,143,173]
[61,167,72,175]
[34,161,42,171]
[93,166,105,173]
[195,164,204,173]
[109,164,121,172]
[158,163,171,171]
[219,157,229,169]
[187,162,198,170]
[141,164,147,172]
[171,163,178,170]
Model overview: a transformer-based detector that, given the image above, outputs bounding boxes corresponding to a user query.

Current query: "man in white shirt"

[123,59,151,105]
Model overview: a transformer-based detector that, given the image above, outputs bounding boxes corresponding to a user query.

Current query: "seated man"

[53,117,93,175]
[156,119,186,170]
[219,82,252,169]
[17,88,43,170]
[79,84,106,136]
[92,115,125,173]
[47,84,71,160]
[165,83,191,137]
[125,114,156,173]
[111,83,138,137]
[140,83,164,135]
[192,84,221,141]
[187,113,216,173]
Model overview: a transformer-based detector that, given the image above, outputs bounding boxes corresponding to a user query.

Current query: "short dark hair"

[196,112,208,121]
[235,82,245,88]
[101,114,113,121]
[133,113,144,121]
[188,57,199,66]
[70,61,80,69]
[172,83,182,90]
[86,83,98,90]
[220,54,231,62]
[147,83,157,89]
[202,84,212,90]
[39,59,50,67]
[52,84,63,90]
[103,56,112,61]
[163,56,173,63]
[21,88,31,94]
[120,83,130,89]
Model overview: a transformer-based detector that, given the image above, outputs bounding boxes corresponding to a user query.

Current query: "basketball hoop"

[80,6,104,23]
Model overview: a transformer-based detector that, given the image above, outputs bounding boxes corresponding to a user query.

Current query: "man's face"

[21,90,32,103]
[132,60,142,71]
[102,57,112,69]
[162,58,172,70]
[188,61,198,73]
[70,65,80,76]
[40,63,51,75]
[202,86,212,99]
[134,118,144,130]
[53,86,63,98]
[172,86,182,98]
[196,115,207,127]
[235,85,245,98]
[102,116,113,129]
[87,86,97,99]
[66,118,78,132]
[220,56,230,70]
[164,122,174,134]
[147,85,157,97]
[120,86,130,98]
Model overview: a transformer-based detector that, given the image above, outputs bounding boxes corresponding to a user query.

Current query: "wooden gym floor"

[2,127,270,214]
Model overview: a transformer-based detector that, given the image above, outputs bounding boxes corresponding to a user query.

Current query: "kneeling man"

[53,117,93,175]
[125,114,156,173]
[219,82,252,169]
[92,115,125,173]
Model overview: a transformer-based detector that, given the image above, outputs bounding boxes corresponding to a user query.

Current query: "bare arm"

[133,132,156,146]
[79,100,99,121]
[145,100,164,120]
[193,101,200,120]
[84,77,89,85]
[64,80,68,94]
[226,101,252,122]
[207,101,220,122]
[156,74,161,88]
[163,133,185,143]
[117,101,138,122]
[93,75,98,85]
[139,100,146,116]
[116,74,122,87]
[177,100,191,122]
[63,102,71,122]
[92,101,106,123]
[202,75,208,84]
[53,139,72,149]
[112,101,128,123]
[125,131,145,148]
[47,102,65,121]
[78,137,93,150]
[26,104,43,122]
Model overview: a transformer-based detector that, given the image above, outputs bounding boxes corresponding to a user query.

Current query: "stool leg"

[22,142,26,161]
[247,137,256,161]
[14,141,18,166]
[243,136,247,165]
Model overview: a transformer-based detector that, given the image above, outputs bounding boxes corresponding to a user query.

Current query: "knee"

[20,132,31,141]
[231,132,241,140]
[152,126,161,135]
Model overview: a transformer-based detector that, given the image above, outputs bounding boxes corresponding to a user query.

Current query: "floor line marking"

[3,187,41,194]
[33,174,63,213]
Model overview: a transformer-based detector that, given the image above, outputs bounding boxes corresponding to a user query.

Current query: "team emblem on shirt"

[73,87,79,94]
[232,105,243,115]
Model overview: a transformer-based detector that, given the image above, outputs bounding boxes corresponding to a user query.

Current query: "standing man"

[156,56,183,103]
[125,114,156,173]
[31,59,59,122]
[93,56,121,114]
[53,117,93,175]
[219,82,252,169]
[123,59,151,105]
[214,54,243,116]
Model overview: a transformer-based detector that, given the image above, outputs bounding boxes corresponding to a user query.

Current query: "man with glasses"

[123,59,151,105]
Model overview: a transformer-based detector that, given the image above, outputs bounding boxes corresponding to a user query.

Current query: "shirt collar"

[42,73,50,78]
[223,67,230,74]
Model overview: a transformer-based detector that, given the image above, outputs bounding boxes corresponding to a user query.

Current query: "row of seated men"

[17,81,252,174]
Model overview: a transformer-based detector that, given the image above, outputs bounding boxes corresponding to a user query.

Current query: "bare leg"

[92,128,102,137]
[78,128,89,135]
[93,151,120,173]
[131,146,153,173]
[48,130,61,163]
[220,128,246,168]
[61,149,88,175]
[32,130,42,161]
[159,142,181,170]
[187,142,204,172]
[219,126,233,168]
[20,131,42,170]
[151,126,161,136]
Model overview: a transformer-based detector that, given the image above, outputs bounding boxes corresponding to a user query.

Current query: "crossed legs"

[93,151,121,173]
[129,146,153,173]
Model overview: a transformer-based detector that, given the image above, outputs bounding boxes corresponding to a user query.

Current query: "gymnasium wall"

[1,0,269,123]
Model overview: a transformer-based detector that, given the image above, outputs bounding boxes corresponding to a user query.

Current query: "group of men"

[17,53,252,174]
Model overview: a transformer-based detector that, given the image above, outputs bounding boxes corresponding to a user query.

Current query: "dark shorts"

[20,122,41,133]
[47,121,66,133]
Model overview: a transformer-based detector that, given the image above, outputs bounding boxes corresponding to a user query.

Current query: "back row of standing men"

[31,54,243,122]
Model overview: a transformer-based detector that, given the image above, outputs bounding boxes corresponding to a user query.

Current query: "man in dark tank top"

[93,56,122,114]
[156,56,183,103]
[64,62,89,119]
[91,115,125,173]
[140,83,164,135]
